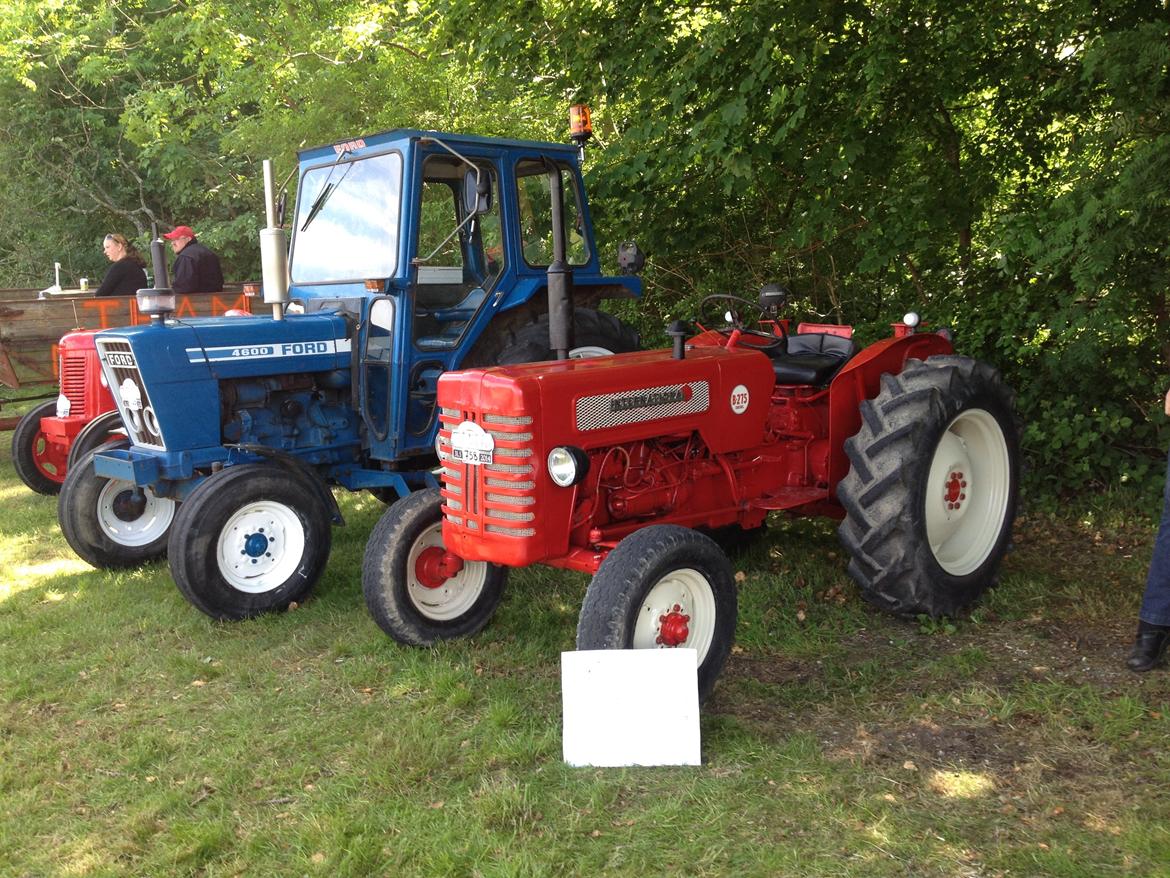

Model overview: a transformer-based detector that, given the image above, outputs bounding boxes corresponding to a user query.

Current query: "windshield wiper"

[300,148,353,232]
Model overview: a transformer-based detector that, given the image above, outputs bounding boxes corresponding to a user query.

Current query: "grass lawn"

[2,403,1169,876]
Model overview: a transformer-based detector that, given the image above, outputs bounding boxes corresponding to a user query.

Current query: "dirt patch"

[716,612,1170,779]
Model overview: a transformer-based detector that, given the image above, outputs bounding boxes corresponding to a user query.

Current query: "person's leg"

[1129,448,1170,671]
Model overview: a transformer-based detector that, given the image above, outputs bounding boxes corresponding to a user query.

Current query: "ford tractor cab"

[58,113,642,621]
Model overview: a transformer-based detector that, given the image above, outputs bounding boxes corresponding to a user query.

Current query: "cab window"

[515,160,589,267]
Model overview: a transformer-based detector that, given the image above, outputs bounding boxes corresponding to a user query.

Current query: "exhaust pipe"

[546,160,574,359]
[260,159,290,320]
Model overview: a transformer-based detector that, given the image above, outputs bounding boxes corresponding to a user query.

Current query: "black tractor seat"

[770,331,858,386]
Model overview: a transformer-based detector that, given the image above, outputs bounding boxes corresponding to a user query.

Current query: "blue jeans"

[1141,447,1170,626]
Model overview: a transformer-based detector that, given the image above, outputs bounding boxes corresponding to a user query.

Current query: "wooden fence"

[0,286,255,389]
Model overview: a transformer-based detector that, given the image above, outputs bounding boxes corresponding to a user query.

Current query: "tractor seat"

[771,332,858,386]
[414,288,487,350]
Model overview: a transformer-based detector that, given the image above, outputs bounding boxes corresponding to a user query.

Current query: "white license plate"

[452,446,493,465]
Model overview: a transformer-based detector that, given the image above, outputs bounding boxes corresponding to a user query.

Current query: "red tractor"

[11,330,122,495]
[361,290,1019,700]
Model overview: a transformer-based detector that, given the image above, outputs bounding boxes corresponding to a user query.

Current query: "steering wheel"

[698,293,788,353]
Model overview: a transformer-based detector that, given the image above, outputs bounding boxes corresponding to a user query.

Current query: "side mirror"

[276,189,288,227]
[462,168,491,216]
[617,241,645,275]
[759,283,788,314]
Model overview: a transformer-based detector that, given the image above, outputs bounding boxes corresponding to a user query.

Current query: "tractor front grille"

[439,407,537,538]
[60,350,89,413]
[95,338,166,449]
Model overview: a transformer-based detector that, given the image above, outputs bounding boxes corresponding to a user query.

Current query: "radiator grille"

[95,338,166,449]
[60,350,89,412]
[438,407,537,539]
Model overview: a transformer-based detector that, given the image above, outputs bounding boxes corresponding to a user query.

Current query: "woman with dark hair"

[94,233,148,297]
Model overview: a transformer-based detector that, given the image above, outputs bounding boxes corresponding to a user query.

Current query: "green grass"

[2,432,1170,876]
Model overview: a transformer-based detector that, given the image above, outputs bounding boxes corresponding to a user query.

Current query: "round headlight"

[547,446,589,487]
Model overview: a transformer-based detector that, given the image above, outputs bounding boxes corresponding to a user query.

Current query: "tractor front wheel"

[837,355,1019,618]
[576,525,737,703]
[66,411,126,471]
[362,488,506,645]
[12,400,66,494]
[167,464,332,620]
[57,441,175,568]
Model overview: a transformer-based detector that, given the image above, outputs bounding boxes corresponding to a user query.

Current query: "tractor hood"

[93,313,352,453]
[95,313,352,382]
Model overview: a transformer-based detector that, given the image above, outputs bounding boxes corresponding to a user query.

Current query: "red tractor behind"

[362,291,1019,700]
[11,330,121,495]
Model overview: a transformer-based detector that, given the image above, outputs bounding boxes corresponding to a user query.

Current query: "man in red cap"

[163,225,224,294]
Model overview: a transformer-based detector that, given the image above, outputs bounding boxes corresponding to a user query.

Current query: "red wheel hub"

[656,604,691,647]
[33,433,67,483]
[944,470,968,511]
[415,547,464,588]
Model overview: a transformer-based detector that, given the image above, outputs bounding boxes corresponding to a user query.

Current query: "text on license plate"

[452,446,493,465]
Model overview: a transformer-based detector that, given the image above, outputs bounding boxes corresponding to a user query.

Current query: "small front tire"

[66,411,126,471]
[168,463,332,620]
[362,488,507,646]
[57,441,175,568]
[577,525,737,703]
[12,400,66,494]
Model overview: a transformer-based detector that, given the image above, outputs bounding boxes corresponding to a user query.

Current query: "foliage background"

[0,0,1167,497]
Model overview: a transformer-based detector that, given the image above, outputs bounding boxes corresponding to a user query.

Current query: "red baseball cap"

[163,225,195,240]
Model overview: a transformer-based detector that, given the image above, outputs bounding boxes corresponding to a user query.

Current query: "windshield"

[290,152,403,284]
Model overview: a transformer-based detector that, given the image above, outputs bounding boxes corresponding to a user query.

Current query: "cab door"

[401,151,505,451]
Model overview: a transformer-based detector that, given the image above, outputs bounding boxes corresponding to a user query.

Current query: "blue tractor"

[58,118,642,619]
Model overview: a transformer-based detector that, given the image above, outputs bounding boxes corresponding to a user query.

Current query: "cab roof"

[297,129,579,166]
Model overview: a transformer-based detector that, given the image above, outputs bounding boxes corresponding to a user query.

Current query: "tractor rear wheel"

[167,464,332,620]
[837,355,1019,618]
[66,411,126,471]
[576,525,737,704]
[463,306,640,367]
[12,400,66,494]
[363,488,507,645]
[58,441,175,568]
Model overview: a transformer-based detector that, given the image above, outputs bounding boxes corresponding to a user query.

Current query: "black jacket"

[172,239,224,294]
[94,257,148,297]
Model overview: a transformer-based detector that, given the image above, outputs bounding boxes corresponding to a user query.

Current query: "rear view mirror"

[618,241,645,275]
[463,168,492,216]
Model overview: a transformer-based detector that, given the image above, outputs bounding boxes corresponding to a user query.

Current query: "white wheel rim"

[631,568,717,662]
[568,345,614,358]
[406,522,489,621]
[924,408,1011,576]
[96,479,176,547]
[215,501,306,594]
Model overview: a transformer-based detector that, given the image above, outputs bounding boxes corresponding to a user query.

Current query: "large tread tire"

[837,355,1020,618]
[167,463,332,620]
[66,411,126,471]
[577,525,737,704]
[12,400,66,494]
[363,488,507,646]
[463,306,640,367]
[57,441,176,568]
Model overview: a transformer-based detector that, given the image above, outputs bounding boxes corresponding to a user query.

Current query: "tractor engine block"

[219,371,356,452]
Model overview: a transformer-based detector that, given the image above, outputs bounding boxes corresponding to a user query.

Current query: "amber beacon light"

[569,104,593,159]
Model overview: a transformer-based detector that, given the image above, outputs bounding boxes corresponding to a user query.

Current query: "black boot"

[1126,621,1170,672]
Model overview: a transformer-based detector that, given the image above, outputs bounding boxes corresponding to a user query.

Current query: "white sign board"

[561,649,701,767]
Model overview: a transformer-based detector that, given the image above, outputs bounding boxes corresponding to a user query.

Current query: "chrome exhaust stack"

[260,159,290,320]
